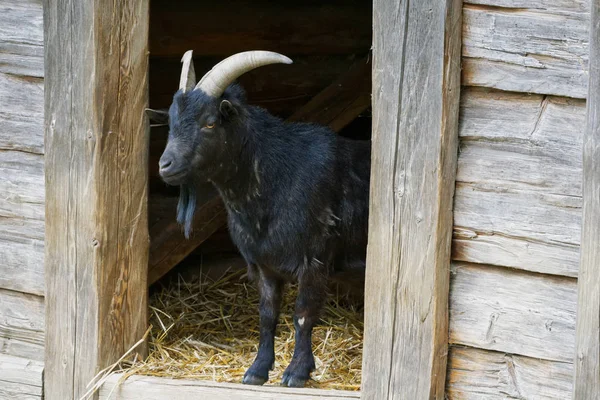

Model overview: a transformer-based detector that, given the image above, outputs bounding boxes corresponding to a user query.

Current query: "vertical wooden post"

[362,0,462,399]
[574,1,600,398]
[43,1,150,399]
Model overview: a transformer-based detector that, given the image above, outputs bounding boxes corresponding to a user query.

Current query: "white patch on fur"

[298,317,305,327]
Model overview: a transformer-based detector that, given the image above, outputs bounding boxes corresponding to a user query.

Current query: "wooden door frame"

[361,0,462,398]
[43,1,150,399]
[573,1,600,398]
[43,0,464,399]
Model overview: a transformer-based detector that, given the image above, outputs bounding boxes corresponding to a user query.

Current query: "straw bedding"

[121,260,364,391]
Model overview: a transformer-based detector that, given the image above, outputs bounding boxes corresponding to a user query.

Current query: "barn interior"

[141,0,373,390]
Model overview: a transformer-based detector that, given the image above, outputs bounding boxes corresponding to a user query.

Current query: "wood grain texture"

[0,289,44,361]
[43,0,150,399]
[0,0,44,78]
[466,0,588,13]
[0,218,44,296]
[149,0,371,58]
[362,0,462,398]
[0,354,44,400]
[0,149,45,295]
[462,3,589,98]
[449,263,577,363]
[574,0,600,397]
[0,73,44,154]
[446,346,573,399]
[99,374,360,400]
[0,0,45,301]
[453,88,585,278]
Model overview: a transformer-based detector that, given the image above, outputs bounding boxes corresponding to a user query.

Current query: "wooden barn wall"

[0,0,45,397]
[446,1,588,398]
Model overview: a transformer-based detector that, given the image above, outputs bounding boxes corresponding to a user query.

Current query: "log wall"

[446,0,589,397]
[0,1,45,397]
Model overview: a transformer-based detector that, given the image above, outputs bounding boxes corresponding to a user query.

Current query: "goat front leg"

[282,270,327,387]
[243,267,283,385]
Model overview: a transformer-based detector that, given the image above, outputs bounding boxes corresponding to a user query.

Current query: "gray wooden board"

[44,0,150,399]
[446,346,573,399]
[454,88,585,278]
[0,73,44,154]
[0,150,45,220]
[0,288,44,361]
[449,262,577,363]
[99,374,360,400]
[465,0,589,14]
[462,2,589,98]
[574,0,600,397]
[362,0,462,398]
[0,0,44,78]
[0,218,44,296]
[0,353,44,400]
[0,148,44,295]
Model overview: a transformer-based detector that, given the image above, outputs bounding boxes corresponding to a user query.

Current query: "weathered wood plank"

[99,374,360,400]
[363,0,462,398]
[0,354,44,400]
[0,218,44,296]
[453,88,585,277]
[0,151,44,220]
[0,0,44,78]
[446,346,573,399]
[449,263,577,363]
[0,289,44,361]
[149,0,371,58]
[454,183,581,259]
[44,0,150,399]
[0,73,44,154]
[465,0,589,14]
[574,1,600,397]
[462,4,589,98]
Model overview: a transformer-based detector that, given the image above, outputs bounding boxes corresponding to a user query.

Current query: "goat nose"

[159,157,173,171]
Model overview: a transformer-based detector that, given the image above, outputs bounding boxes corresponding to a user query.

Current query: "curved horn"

[195,51,292,97]
[179,50,196,93]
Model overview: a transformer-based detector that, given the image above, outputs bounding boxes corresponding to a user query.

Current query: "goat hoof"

[282,368,310,388]
[282,374,308,388]
[242,372,268,386]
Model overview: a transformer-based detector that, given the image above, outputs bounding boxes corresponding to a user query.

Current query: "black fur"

[159,83,371,387]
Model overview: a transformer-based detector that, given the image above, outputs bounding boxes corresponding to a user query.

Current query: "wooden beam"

[149,0,371,58]
[43,1,150,399]
[99,374,360,400]
[362,0,462,399]
[574,1,600,397]
[288,57,371,132]
[148,58,372,285]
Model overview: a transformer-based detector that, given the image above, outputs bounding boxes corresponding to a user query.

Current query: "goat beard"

[177,183,197,239]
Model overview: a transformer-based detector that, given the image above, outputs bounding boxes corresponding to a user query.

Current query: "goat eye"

[205,123,215,129]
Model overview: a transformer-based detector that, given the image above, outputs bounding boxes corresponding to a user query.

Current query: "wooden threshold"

[99,374,360,400]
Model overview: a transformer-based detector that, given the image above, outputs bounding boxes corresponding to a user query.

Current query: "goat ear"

[219,100,237,118]
[145,108,169,126]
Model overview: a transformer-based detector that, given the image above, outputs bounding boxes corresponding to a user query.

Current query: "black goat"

[156,50,371,387]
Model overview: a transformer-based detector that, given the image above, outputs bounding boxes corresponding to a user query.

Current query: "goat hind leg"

[282,271,327,387]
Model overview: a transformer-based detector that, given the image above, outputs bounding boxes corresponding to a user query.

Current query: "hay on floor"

[122,263,364,391]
